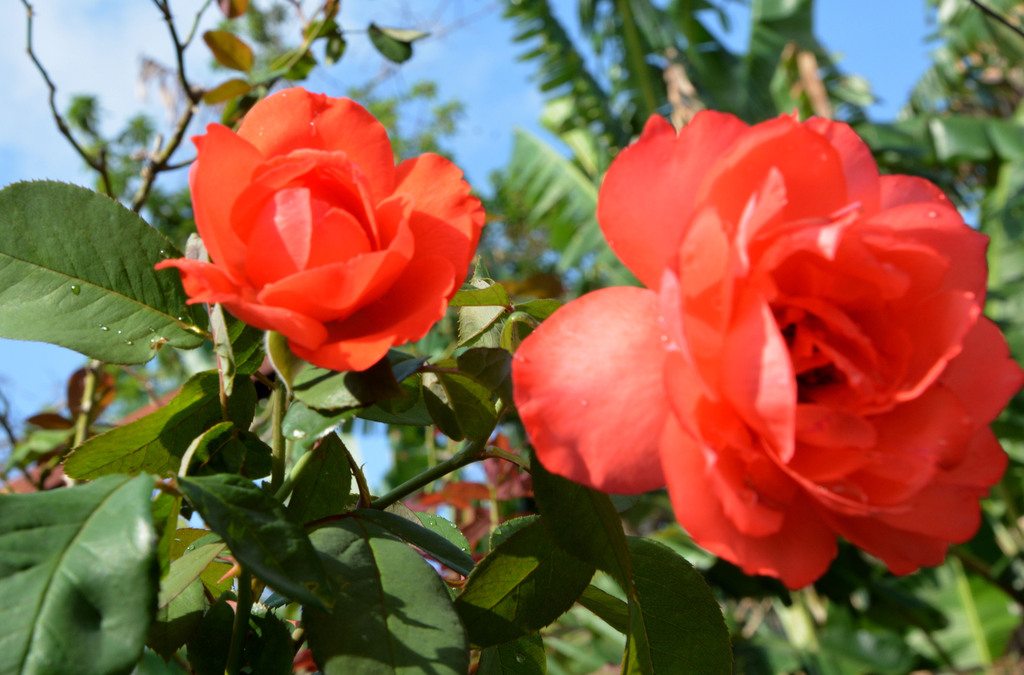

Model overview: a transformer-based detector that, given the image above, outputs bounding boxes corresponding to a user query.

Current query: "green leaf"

[367,23,428,64]
[202,78,252,104]
[64,371,256,479]
[187,421,273,479]
[203,29,254,72]
[0,474,158,675]
[477,633,546,674]
[623,537,732,675]
[459,278,508,346]
[0,181,206,364]
[422,364,499,441]
[169,528,233,598]
[178,474,334,610]
[158,542,228,609]
[577,584,629,634]
[531,454,632,590]
[455,517,594,648]
[352,509,475,576]
[282,401,358,445]
[450,282,511,308]
[148,577,205,659]
[286,433,353,524]
[304,518,468,674]
[414,512,473,560]
[293,356,403,411]
[456,347,514,405]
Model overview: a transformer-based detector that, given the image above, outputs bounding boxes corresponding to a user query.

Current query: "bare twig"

[131,0,212,212]
[22,0,115,197]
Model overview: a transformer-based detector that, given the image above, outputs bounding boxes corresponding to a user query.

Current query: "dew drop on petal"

[580,399,589,407]
[927,211,937,218]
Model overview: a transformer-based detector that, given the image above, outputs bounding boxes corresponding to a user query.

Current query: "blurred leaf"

[217,0,247,18]
[203,30,254,72]
[304,518,468,674]
[367,23,428,64]
[286,433,353,524]
[477,633,546,674]
[64,372,256,479]
[0,474,157,675]
[455,517,594,647]
[202,78,252,105]
[0,181,206,364]
[178,474,333,610]
[623,537,732,674]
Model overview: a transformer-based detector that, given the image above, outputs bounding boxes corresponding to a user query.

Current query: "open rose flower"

[512,111,1024,588]
[156,88,485,371]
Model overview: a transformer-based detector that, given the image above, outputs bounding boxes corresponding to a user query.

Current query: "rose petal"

[292,255,456,371]
[719,289,796,461]
[661,416,837,589]
[395,153,485,277]
[699,115,849,227]
[236,88,397,202]
[513,286,670,494]
[245,187,314,287]
[803,118,881,215]
[257,198,414,322]
[155,258,241,304]
[189,124,263,282]
[597,112,748,289]
[221,297,327,351]
[942,317,1024,424]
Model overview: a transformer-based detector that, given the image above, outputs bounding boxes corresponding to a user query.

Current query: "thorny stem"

[346,442,374,508]
[370,401,509,510]
[225,569,253,675]
[22,0,114,198]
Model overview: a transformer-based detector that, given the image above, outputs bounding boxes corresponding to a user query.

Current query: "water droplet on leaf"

[99,325,109,331]
[124,340,134,346]
[70,285,80,295]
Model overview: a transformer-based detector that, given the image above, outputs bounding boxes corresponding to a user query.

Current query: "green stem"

[274,448,314,502]
[370,437,489,510]
[225,570,253,675]
[951,555,991,666]
[72,360,102,448]
[269,381,287,493]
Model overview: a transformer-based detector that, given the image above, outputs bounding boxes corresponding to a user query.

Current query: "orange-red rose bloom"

[156,88,485,371]
[512,111,1024,588]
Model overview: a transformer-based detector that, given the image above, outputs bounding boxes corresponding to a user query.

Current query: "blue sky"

[0,1,934,434]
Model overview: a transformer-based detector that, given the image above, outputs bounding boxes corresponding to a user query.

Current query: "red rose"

[156,88,485,371]
[512,111,1024,588]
